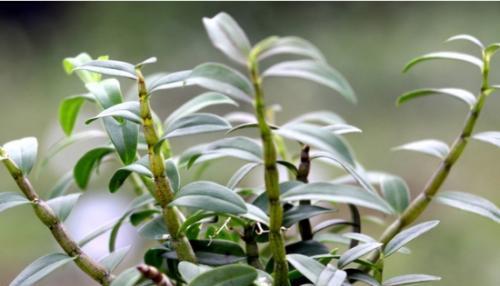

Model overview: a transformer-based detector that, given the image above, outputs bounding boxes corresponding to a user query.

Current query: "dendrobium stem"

[136,69,196,263]
[296,145,313,241]
[0,148,112,285]
[248,59,290,286]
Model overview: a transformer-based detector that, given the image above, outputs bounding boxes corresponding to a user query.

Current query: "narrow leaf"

[147,70,191,94]
[472,131,500,147]
[282,205,336,228]
[109,267,141,286]
[383,274,441,286]
[255,36,326,62]
[446,34,484,49]
[189,264,258,286]
[397,88,476,108]
[379,175,410,214]
[163,113,231,139]
[384,220,440,257]
[287,254,325,283]
[138,216,168,240]
[10,253,75,286]
[241,203,269,225]
[287,111,345,126]
[48,172,74,199]
[403,52,483,72]
[227,162,260,189]
[0,192,30,213]
[99,245,131,272]
[75,59,137,79]
[337,242,382,268]
[86,101,141,124]
[46,193,82,221]
[73,146,115,189]
[179,261,211,283]
[316,265,347,286]
[393,139,449,160]
[435,191,500,223]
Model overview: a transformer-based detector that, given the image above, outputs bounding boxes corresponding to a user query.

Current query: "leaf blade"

[384,221,439,257]
[10,253,75,286]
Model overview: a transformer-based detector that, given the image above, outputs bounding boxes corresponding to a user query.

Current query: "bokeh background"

[1,2,499,285]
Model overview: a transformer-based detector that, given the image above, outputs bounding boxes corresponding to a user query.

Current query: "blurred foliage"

[0,2,499,285]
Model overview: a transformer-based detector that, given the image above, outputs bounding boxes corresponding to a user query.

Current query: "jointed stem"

[0,149,112,285]
[248,60,290,286]
[136,70,196,263]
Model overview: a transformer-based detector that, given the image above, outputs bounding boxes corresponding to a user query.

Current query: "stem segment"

[296,145,313,241]
[249,60,290,286]
[136,70,196,263]
[0,149,112,285]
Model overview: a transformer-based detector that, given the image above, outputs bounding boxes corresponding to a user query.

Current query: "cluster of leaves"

[1,13,499,286]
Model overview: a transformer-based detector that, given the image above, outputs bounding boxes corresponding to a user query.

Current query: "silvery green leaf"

[0,192,30,213]
[446,34,484,49]
[403,52,483,72]
[472,131,500,147]
[76,59,137,79]
[2,137,38,175]
[287,254,325,283]
[10,253,75,286]
[99,245,131,272]
[316,265,346,286]
[397,88,476,108]
[255,36,326,62]
[384,221,439,257]
[46,193,82,221]
[379,175,410,214]
[163,113,231,139]
[435,191,500,223]
[86,101,141,124]
[383,274,441,286]
[147,70,192,94]
[337,242,382,268]
[393,139,449,160]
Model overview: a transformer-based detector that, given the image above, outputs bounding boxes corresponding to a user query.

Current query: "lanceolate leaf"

[393,139,449,160]
[74,146,115,189]
[86,79,122,109]
[287,111,345,126]
[179,262,212,284]
[348,271,381,286]
[109,267,141,286]
[383,274,441,286]
[379,175,410,214]
[187,63,254,103]
[99,245,131,272]
[281,183,394,214]
[135,57,157,68]
[316,265,347,286]
[435,191,500,223]
[171,181,247,214]
[86,101,141,124]
[403,52,483,72]
[203,12,252,65]
[189,264,258,286]
[46,193,82,221]
[63,53,104,84]
[472,131,500,147]
[286,254,325,283]
[75,59,137,79]
[147,70,191,94]
[138,216,168,240]
[227,162,260,189]
[282,205,336,228]
[10,253,75,286]
[165,159,180,193]
[166,92,238,125]
[446,34,484,49]
[254,36,326,62]
[0,192,30,213]
[384,220,439,257]
[241,203,270,225]
[485,43,500,59]
[397,88,476,108]
[263,60,356,103]
[2,137,38,175]
[337,242,382,268]
[163,113,231,139]
[59,93,95,136]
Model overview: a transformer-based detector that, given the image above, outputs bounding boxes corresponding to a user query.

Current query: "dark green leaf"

[254,36,326,62]
[286,240,330,257]
[435,191,500,223]
[74,146,115,189]
[403,52,483,72]
[316,265,346,286]
[397,88,476,108]
[282,205,335,228]
[109,267,141,286]
[164,239,246,266]
[472,131,500,148]
[0,192,30,213]
[203,12,251,65]
[384,220,439,257]
[187,63,253,103]
[59,94,94,136]
[46,193,82,221]
[147,70,191,94]
[286,254,325,283]
[2,137,38,175]
[109,157,152,193]
[337,242,382,268]
[379,175,410,214]
[171,181,247,214]
[99,245,131,272]
[263,60,356,103]
[178,262,211,284]
[76,59,137,79]
[129,209,159,226]
[383,274,441,286]
[189,264,257,286]
[393,139,449,160]
[86,101,141,124]
[163,113,231,139]
[10,253,75,286]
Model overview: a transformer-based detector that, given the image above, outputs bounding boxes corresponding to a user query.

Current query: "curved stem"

[248,60,290,286]
[136,70,196,263]
[0,149,112,285]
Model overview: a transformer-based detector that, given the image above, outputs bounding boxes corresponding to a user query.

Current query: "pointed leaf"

[241,203,269,225]
[99,245,131,272]
[47,193,82,221]
[163,113,231,138]
[59,94,94,136]
[110,267,141,286]
[108,159,152,193]
[255,36,326,62]
[171,181,247,214]
[165,239,246,266]
[135,57,157,68]
[227,162,260,189]
[287,111,345,126]
[75,59,137,79]
[348,271,381,286]
[393,139,449,160]
[384,220,440,257]
[179,261,212,283]
[2,137,38,175]
[63,53,105,83]
[397,88,476,108]
[446,34,484,49]
[435,191,500,223]
[282,205,336,228]
[224,111,255,124]
[316,265,347,286]
[338,242,382,268]
[485,43,500,59]
[0,192,30,213]
[86,101,141,124]
[383,274,441,286]
[472,131,500,147]
[147,70,192,93]
[165,159,180,193]
[287,254,325,283]
[263,60,356,103]
[403,52,483,72]
[379,175,410,214]
[78,219,118,247]
[203,12,251,65]
[74,146,115,189]
[187,63,253,103]
[10,253,75,286]
[189,264,258,286]
[138,216,168,240]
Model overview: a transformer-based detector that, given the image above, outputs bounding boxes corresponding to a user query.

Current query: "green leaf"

[86,79,122,109]
[281,183,394,214]
[187,63,253,103]
[46,193,82,221]
[324,123,362,135]
[135,56,157,68]
[227,162,260,189]
[397,88,476,108]
[166,239,246,266]
[189,264,258,286]
[224,111,255,124]
[384,220,440,257]
[203,12,251,65]
[109,267,141,286]
[472,131,500,147]
[166,159,180,193]
[485,43,500,59]
[10,253,75,286]
[78,219,117,247]
[241,203,270,225]
[147,70,191,94]
[99,245,131,272]
[263,60,356,103]
[138,216,168,240]
[288,111,345,126]
[446,34,484,49]
[316,265,347,286]
[86,101,141,124]
[109,157,152,193]
[276,123,355,166]
[179,262,212,284]
[286,254,325,283]
[74,146,115,189]
[63,53,103,84]
[3,137,38,175]
[383,274,441,286]
[75,59,137,79]
[48,172,74,199]
[393,139,449,160]
[435,191,500,223]
[163,113,231,138]
[337,242,382,268]
[0,192,30,213]
[166,92,238,125]
[348,271,381,286]
[59,94,94,136]
[403,52,483,72]
[171,181,247,214]
[254,36,326,62]
[379,175,410,214]
[282,205,335,228]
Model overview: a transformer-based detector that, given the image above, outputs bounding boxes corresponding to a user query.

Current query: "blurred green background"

[0,2,499,285]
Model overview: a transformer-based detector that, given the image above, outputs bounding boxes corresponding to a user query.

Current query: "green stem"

[248,60,290,286]
[136,69,196,263]
[0,149,112,285]
[296,145,313,241]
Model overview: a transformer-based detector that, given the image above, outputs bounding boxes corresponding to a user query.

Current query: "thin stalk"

[296,145,313,241]
[0,149,112,285]
[136,69,196,263]
[370,55,492,269]
[248,60,290,286]
[243,223,264,269]
[348,204,361,249]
